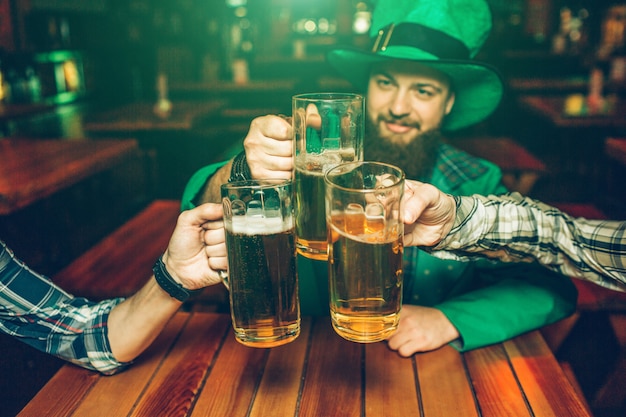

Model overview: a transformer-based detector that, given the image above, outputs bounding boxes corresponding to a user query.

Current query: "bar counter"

[83,100,226,133]
[0,138,138,215]
[19,312,591,417]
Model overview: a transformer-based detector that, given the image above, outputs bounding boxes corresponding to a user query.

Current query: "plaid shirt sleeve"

[427,193,626,292]
[0,241,129,375]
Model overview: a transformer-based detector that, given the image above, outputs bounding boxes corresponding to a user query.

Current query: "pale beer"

[328,213,403,343]
[292,93,364,260]
[294,148,356,260]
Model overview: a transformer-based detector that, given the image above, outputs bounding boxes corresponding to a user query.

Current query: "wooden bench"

[52,200,182,300]
[53,199,229,310]
[448,136,547,194]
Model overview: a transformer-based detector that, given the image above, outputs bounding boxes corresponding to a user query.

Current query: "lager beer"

[294,148,356,260]
[225,217,300,348]
[324,161,405,343]
[328,214,403,343]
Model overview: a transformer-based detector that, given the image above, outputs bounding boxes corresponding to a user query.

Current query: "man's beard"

[363,118,442,181]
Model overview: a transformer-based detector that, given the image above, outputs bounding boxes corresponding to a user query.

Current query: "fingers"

[245,115,294,179]
[181,202,224,226]
[203,227,225,246]
[401,180,431,224]
[248,154,293,179]
[387,337,419,358]
[206,253,228,273]
[305,105,322,130]
[247,115,292,147]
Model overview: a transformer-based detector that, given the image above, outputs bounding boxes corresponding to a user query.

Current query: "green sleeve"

[428,153,576,351]
[436,262,577,351]
[180,161,229,211]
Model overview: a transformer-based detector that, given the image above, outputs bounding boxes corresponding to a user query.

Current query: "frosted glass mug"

[292,93,364,261]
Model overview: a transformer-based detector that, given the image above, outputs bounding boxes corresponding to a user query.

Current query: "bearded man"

[181,0,576,356]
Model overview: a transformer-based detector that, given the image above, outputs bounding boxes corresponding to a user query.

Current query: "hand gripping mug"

[324,162,405,343]
[292,92,364,261]
[221,179,300,348]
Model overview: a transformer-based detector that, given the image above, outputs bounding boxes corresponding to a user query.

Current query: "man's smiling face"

[366,60,455,146]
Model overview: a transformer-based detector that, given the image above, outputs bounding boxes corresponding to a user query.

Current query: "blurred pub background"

[1,1,626,416]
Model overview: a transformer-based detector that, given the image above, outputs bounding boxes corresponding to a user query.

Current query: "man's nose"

[388,91,411,117]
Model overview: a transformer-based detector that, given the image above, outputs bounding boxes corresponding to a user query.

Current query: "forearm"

[430,193,626,291]
[106,276,182,363]
[1,241,127,374]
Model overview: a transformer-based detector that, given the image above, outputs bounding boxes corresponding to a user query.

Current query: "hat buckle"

[372,23,395,52]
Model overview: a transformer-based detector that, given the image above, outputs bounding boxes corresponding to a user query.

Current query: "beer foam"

[229,215,294,235]
[295,148,356,172]
[329,219,400,244]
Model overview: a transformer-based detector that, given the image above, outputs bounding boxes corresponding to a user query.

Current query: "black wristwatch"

[153,256,203,302]
[229,151,252,182]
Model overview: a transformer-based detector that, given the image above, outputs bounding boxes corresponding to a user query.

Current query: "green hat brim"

[327,47,504,131]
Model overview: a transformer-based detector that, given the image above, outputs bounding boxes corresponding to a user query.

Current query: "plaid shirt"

[0,241,128,375]
[429,193,626,292]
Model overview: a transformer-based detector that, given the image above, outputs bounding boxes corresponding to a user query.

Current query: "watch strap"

[153,256,203,302]
[229,151,252,182]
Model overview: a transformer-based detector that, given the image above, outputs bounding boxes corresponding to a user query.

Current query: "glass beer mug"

[325,162,405,343]
[221,179,300,348]
[292,92,364,261]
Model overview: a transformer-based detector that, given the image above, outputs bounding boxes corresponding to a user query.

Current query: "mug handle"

[218,270,230,290]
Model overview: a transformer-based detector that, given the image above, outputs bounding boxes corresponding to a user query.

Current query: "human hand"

[401,180,457,247]
[243,115,293,180]
[386,305,460,356]
[161,203,227,290]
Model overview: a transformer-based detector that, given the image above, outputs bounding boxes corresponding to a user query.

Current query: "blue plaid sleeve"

[1,241,129,375]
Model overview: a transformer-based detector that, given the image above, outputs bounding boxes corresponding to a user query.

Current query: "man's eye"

[416,88,435,98]
[376,78,392,88]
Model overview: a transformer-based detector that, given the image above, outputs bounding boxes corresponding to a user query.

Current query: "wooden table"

[517,94,626,201]
[0,138,138,215]
[518,95,626,130]
[171,79,298,95]
[0,102,55,136]
[509,77,626,95]
[508,77,589,94]
[83,100,226,133]
[19,312,591,417]
[170,80,297,115]
[0,102,55,122]
[83,100,227,199]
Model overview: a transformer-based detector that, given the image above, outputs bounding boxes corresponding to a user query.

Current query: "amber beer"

[325,161,405,343]
[328,214,403,342]
[294,148,355,260]
[225,219,299,347]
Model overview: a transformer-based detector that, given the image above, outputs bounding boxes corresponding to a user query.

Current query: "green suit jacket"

[181,144,577,352]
